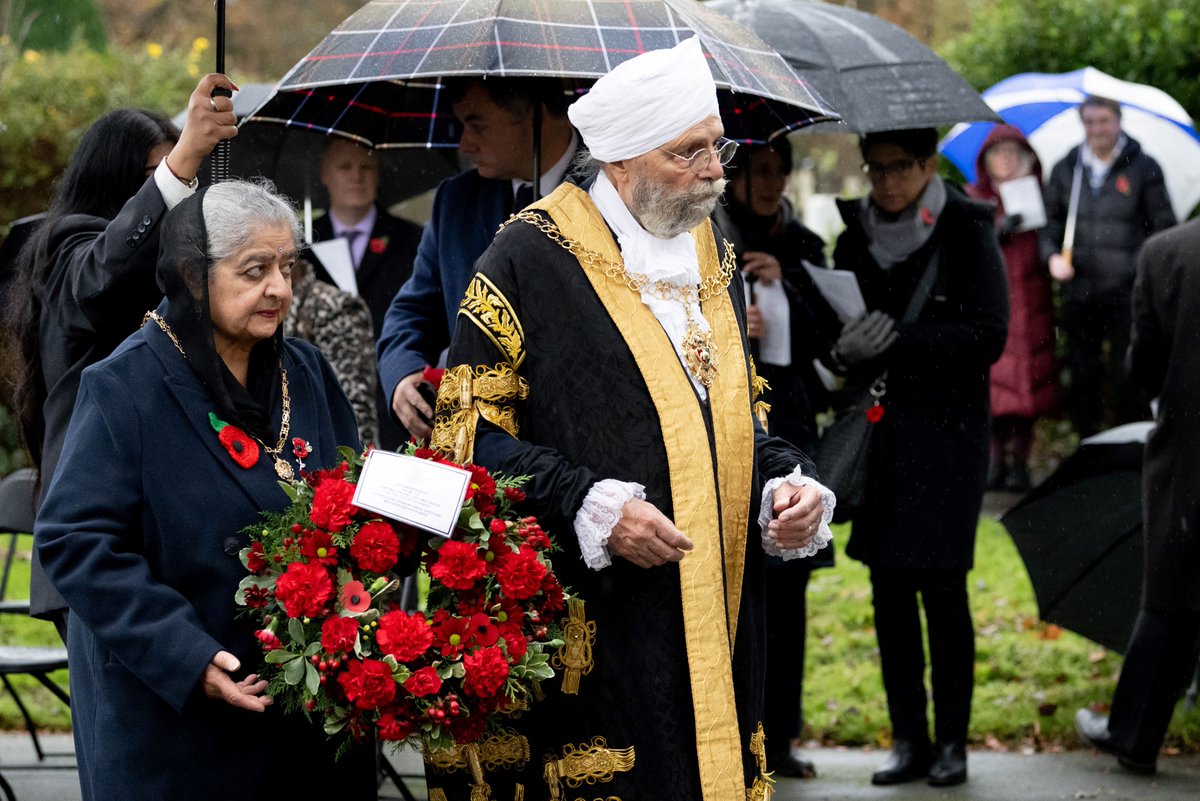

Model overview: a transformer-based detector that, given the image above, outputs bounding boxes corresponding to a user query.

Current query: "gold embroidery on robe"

[432,363,529,463]
[460,273,526,367]
[423,728,531,773]
[543,737,635,800]
[745,722,775,801]
[551,597,595,694]
[429,789,450,801]
[749,357,772,431]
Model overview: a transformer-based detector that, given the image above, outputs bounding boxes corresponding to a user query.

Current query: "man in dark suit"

[376,78,578,441]
[311,138,422,450]
[1075,216,1200,774]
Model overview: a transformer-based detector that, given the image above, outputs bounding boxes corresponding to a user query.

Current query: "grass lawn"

[803,517,1200,752]
[3,523,1199,753]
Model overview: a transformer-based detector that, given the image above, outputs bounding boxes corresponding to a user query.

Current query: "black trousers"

[1061,298,1146,439]
[1108,608,1200,763]
[870,567,975,744]
[763,562,812,757]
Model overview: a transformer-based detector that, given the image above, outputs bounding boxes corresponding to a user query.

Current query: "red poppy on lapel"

[1115,174,1131,195]
[920,207,936,226]
[209,412,259,469]
[865,404,886,424]
[368,236,389,255]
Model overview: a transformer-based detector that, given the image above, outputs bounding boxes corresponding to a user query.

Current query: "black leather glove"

[998,213,1024,236]
[834,310,898,366]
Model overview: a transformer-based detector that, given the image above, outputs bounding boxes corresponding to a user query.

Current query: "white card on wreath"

[351,450,470,538]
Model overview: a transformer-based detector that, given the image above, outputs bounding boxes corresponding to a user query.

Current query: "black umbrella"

[708,0,1000,133]
[243,0,841,155]
[1000,422,1151,653]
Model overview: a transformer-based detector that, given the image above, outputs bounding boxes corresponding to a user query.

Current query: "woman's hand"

[167,73,240,184]
[742,251,782,284]
[203,650,272,713]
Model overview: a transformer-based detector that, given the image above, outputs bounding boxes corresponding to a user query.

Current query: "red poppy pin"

[920,207,936,226]
[865,403,886,424]
[368,236,388,255]
[209,412,259,469]
[1115,175,1131,195]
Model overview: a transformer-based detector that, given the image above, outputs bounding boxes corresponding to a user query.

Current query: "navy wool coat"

[35,322,377,801]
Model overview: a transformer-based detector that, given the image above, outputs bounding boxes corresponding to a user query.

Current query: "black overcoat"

[1128,217,1200,614]
[833,186,1008,570]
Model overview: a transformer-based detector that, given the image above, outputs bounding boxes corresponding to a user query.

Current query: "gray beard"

[629,174,728,238]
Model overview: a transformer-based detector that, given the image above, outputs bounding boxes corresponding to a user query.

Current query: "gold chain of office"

[501,211,737,305]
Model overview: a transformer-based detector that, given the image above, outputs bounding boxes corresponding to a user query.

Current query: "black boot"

[870,739,931,785]
[928,741,968,786]
[767,747,817,779]
[1074,708,1157,775]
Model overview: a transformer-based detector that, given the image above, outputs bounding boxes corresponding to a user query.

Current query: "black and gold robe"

[429,183,812,801]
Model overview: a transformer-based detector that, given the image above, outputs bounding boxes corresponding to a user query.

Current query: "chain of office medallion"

[502,211,736,305]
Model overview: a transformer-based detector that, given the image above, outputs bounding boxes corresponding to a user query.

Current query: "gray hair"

[202,179,302,263]
[570,147,605,181]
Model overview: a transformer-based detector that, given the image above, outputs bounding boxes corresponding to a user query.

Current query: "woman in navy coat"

[35,181,377,800]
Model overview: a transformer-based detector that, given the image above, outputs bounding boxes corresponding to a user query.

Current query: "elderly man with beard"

[427,37,833,801]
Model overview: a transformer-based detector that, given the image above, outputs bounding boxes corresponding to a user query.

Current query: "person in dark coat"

[1042,95,1175,438]
[715,137,839,779]
[832,128,1008,788]
[1074,216,1200,775]
[376,78,578,443]
[34,180,376,801]
[12,73,236,637]
[967,125,1059,491]
[309,137,422,450]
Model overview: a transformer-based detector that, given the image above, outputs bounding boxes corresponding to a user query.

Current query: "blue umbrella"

[940,67,1200,221]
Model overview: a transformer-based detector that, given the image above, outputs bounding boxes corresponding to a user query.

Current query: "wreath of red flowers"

[235,441,568,755]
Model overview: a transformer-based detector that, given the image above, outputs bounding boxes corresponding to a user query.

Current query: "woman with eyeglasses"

[828,128,1008,788]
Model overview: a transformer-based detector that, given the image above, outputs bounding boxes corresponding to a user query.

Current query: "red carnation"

[461,645,510,698]
[404,666,443,697]
[338,659,397,710]
[495,546,547,600]
[376,610,434,662]
[310,478,356,532]
[351,521,401,573]
[274,560,334,618]
[377,711,416,741]
[465,464,496,501]
[540,573,566,614]
[503,486,526,503]
[321,616,360,653]
[255,628,282,651]
[429,540,487,591]
[246,541,268,574]
[300,529,338,566]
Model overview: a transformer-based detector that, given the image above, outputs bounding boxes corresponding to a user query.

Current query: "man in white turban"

[428,36,834,801]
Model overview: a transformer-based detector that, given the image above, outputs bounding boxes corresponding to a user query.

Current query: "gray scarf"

[861,175,947,270]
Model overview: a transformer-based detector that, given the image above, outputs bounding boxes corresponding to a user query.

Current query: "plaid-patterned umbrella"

[243,0,839,148]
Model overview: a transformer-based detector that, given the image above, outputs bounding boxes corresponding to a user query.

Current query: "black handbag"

[814,252,941,520]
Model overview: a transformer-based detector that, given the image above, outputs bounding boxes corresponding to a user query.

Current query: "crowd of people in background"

[0,40,1191,798]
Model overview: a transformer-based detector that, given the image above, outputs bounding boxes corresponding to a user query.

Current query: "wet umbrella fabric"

[708,0,999,133]
[940,67,1200,221]
[1000,422,1152,653]
[243,0,840,149]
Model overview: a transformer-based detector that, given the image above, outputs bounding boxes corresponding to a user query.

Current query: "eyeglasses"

[660,138,739,175]
[861,158,927,179]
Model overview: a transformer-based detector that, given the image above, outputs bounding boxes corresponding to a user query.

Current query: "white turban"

[568,36,719,163]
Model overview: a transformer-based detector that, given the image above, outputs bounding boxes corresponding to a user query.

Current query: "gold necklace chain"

[142,310,293,477]
[501,210,737,305]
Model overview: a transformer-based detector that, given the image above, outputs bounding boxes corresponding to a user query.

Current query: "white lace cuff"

[573,479,647,571]
[759,464,835,560]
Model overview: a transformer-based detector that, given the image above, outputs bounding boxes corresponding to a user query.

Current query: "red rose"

[404,666,443,697]
[421,365,445,389]
[377,711,416,741]
[274,560,334,618]
[300,529,338,566]
[461,645,510,698]
[338,659,397,710]
[489,519,508,536]
[351,521,401,573]
[246,541,268,574]
[218,424,259,469]
[321,616,360,653]
[433,614,472,657]
[429,540,487,591]
[310,477,356,532]
[368,236,388,255]
[376,610,434,662]
[495,546,547,600]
